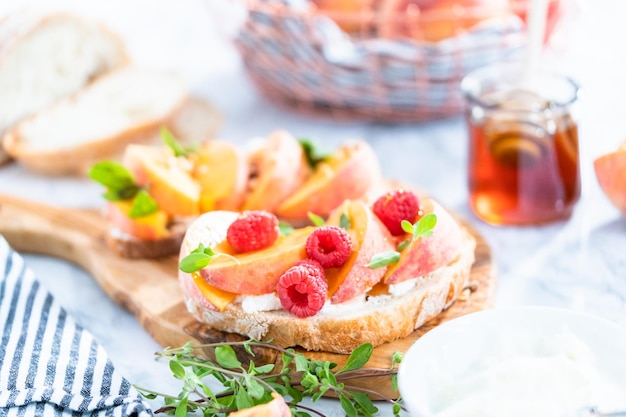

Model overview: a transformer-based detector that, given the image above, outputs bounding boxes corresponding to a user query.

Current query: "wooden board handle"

[0,194,103,266]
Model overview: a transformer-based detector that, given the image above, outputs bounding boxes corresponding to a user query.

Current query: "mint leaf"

[215,345,242,369]
[414,213,437,239]
[396,239,409,251]
[299,138,332,169]
[400,219,414,234]
[179,244,219,273]
[161,127,190,157]
[339,342,372,373]
[339,212,351,229]
[278,221,294,236]
[308,212,325,227]
[366,251,400,268]
[400,213,438,245]
[128,189,159,218]
[88,161,136,190]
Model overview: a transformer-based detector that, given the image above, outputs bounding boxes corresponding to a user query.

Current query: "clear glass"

[461,63,581,226]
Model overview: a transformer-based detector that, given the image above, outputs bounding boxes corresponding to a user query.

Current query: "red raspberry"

[277,260,327,318]
[226,210,279,253]
[372,189,420,236]
[305,226,352,268]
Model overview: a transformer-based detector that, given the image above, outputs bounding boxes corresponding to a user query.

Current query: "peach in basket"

[235,0,563,122]
[594,141,626,216]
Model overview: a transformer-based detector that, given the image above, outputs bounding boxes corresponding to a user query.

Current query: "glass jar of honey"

[461,63,581,225]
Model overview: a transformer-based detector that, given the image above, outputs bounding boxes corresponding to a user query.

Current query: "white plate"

[398,307,626,417]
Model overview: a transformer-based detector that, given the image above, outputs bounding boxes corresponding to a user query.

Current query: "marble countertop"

[1,0,626,415]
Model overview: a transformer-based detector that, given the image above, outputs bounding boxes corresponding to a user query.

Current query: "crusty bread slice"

[0,11,129,165]
[3,67,189,175]
[178,205,476,354]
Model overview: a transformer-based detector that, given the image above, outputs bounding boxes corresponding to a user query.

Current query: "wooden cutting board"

[0,194,495,398]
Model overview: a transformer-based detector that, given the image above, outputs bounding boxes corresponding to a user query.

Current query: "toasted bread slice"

[106,218,190,259]
[0,11,129,165]
[3,67,189,175]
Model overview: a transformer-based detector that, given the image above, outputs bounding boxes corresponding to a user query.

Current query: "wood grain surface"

[0,194,496,398]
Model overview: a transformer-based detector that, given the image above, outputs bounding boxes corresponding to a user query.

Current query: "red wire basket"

[234,0,562,122]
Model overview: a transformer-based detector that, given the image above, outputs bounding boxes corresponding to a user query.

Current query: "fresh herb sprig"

[88,161,159,218]
[135,340,405,417]
[366,213,437,269]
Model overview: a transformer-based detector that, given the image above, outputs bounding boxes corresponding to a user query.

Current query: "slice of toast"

[0,11,129,165]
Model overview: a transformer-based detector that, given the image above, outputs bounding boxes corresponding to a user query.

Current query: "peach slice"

[378,0,511,42]
[178,271,237,312]
[180,210,313,295]
[242,130,310,212]
[276,140,382,221]
[325,200,395,304]
[228,393,291,417]
[106,200,169,240]
[383,200,463,284]
[123,144,200,216]
[312,0,375,33]
[191,140,249,212]
[594,147,626,215]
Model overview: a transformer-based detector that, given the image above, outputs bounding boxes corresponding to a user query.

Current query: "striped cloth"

[0,236,153,417]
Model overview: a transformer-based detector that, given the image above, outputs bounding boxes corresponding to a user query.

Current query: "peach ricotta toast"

[178,189,475,353]
[89,129,384,258]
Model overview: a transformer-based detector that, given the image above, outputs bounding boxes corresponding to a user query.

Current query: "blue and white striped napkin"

[0,236,153,417]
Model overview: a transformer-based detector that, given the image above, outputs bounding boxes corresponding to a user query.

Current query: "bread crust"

[3,110,182,176]
[106,219,189,259]
[182,224,476,354]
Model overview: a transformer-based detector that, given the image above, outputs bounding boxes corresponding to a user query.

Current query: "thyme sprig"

[366,213,438,269]
[135,340,405,417]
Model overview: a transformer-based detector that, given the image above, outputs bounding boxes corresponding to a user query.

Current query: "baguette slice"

[3,67,189,175]
[179,205,476,354]
[0,11,129,165]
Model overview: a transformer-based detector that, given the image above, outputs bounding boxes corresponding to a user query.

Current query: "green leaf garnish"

[278,221,294,236]
[367,213,438,270]
[88,161,141,201]
[338,342,372,373]
[128,189,159,218]
[215,345,242,369]
[299,138,332,169]
[401,213,437,242]
[366,251,401,268]
[179,244,220,273]
[391,351,403,392]
[415,213,437,238]
[161,127,192,157]
[339,212,351,230]
[88,160,136,191]
[308,212,326,227]
[135,340,406,417]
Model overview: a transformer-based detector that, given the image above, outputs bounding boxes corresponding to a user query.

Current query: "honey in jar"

[462,65,581,225]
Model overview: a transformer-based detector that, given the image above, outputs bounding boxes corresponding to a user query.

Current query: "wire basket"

[234,0,563,122]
